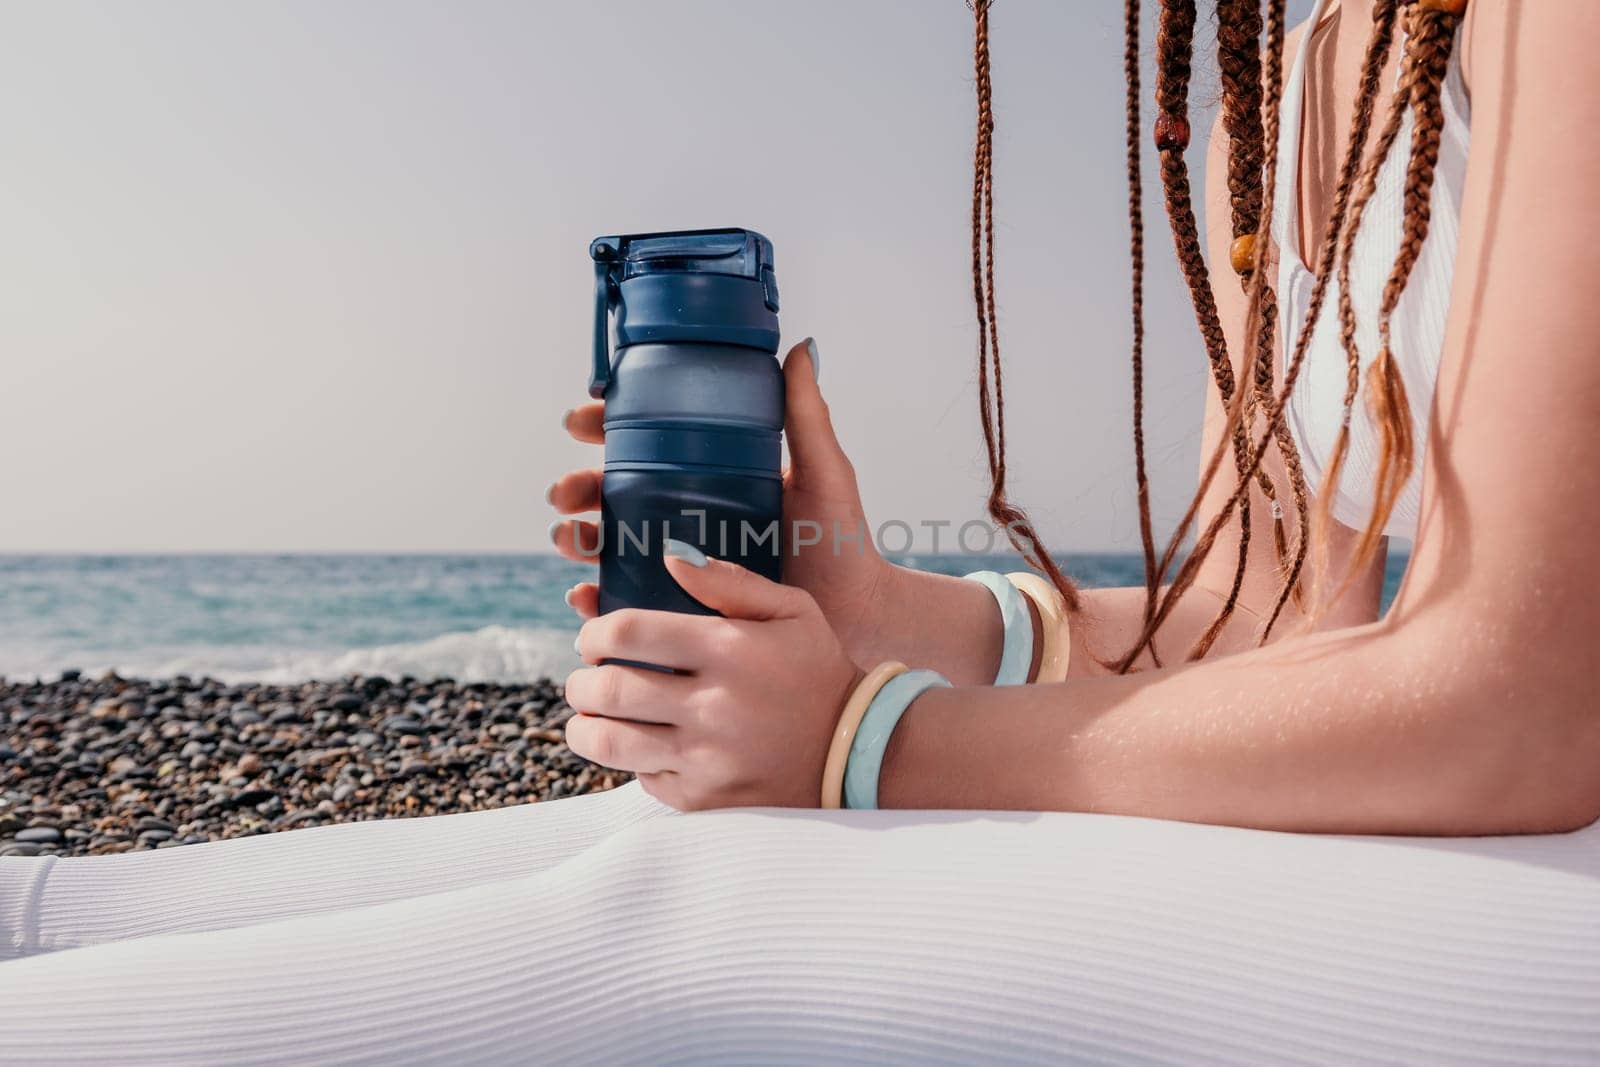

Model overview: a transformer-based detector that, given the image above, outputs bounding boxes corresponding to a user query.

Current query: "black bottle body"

[598,466,782,615]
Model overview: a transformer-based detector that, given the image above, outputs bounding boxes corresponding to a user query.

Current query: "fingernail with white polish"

[548,520,565,545]
[573,636,583,656]
[561,409,574,431]
[805,337,820,382]
[563,587,576,607]
[545,483,557,506]
[663,538,708,567]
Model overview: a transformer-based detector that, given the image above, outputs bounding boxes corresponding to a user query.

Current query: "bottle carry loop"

[589,239,621,399]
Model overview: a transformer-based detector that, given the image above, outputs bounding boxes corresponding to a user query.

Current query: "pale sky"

[0,0,1316,553]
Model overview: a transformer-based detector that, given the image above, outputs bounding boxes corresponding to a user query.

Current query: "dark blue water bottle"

[588,228,784,615]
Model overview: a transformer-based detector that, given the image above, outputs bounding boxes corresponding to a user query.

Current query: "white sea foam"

[259,626,581,685]
[2,626,582,685]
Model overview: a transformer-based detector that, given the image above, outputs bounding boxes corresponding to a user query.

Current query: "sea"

[0,553,1410,684]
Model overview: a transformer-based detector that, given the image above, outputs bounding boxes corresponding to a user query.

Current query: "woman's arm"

[881,0,1600,835]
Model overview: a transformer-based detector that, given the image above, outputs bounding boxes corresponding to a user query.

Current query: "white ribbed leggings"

[2,783,1597,1065]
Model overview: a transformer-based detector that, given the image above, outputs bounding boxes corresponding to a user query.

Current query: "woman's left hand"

[564,542,865,811]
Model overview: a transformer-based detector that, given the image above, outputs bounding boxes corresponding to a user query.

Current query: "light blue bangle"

[963,570,1033,686]
[843,668,951,810]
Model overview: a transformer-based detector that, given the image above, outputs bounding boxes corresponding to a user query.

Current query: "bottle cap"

[588,228,780,398]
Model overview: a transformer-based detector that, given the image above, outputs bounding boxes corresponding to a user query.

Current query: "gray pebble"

[381,716,426,736]
[15,826,63,845]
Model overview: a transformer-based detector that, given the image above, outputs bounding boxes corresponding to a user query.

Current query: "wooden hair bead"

[1418,0,1467,13]
[1153,114,1190,152]
[1229,234,1257,275]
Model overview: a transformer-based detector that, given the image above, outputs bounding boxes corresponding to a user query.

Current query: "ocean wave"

[2,625,582,685]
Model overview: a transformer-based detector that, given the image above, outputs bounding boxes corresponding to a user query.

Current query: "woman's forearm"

[859,565,1299,687]
[843,565,1010,688]
[876,605,1598,835]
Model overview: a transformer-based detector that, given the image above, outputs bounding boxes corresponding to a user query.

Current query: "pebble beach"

[0,673,628,858]
[0,553,1408,860]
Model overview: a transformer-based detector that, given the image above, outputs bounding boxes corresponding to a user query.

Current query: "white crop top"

[1273,0,1471,539]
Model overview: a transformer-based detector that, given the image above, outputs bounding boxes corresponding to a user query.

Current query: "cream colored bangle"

[820,661,908,809]
[1005,572,1072,684]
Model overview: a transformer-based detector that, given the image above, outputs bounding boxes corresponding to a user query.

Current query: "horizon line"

[0,547,1192,559]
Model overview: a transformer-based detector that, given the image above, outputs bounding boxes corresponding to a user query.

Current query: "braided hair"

[968,0,1083,613]
[966,0,1467,670]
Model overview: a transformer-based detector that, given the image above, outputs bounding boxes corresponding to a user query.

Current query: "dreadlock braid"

[1238,0,1314,627]
[1315,0,1410,611]
[1193,0,1309,655]
[1125,0,1160,639]
[1152,0,1258,660]
[1114,0,1281,670]
[1303,0,1461,618]
[1216,0,1267,243]
[1249,284,1306,579]
[1353,0,1464,572]
[968,0,1083,613]
[1117,0,1403,667]
[971,0,996,480]
[1222,0,1312,607]
[1264,0,1403,629]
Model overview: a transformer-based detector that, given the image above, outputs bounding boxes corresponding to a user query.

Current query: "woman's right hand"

[547,339,898,655]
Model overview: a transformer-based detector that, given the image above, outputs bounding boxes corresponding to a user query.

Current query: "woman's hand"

[564,542,864,811]
[548,338,895,649]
